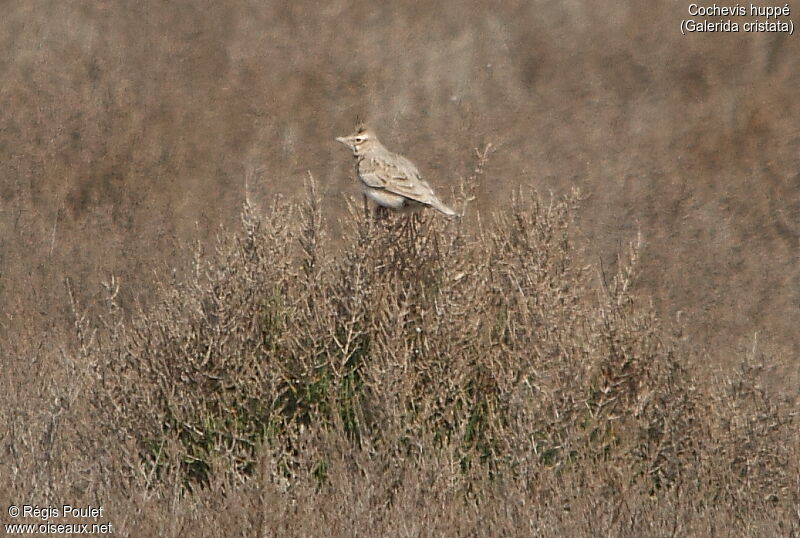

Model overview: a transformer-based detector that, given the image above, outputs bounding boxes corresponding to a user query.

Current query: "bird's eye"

[355,137,365,143]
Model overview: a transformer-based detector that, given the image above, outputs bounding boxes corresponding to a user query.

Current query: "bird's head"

[335,125,379,156]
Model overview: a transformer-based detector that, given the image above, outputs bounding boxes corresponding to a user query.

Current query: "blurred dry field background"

[1,0,799,535]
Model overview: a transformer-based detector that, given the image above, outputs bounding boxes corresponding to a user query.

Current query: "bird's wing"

[362,154,440,206]
[357,157,389,188]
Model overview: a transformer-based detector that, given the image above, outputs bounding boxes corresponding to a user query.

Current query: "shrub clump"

[87,177,795,512]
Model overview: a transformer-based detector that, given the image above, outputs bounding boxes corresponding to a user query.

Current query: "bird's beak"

[335,136,348,145]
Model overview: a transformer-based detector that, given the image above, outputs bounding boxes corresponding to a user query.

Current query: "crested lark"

[336,126,457,217]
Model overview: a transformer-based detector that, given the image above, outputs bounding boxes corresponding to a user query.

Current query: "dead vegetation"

[1,1,799,535]
[2,171,795,536]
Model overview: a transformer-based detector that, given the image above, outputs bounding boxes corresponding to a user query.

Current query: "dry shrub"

[75,165,794,523]
[14,168,779,535]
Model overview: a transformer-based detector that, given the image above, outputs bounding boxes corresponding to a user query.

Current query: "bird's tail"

[430,199,457,217]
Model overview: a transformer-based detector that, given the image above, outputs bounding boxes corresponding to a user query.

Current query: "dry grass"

[2,0,799,370]
[2,1,799,535]
[3,173,797,535]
